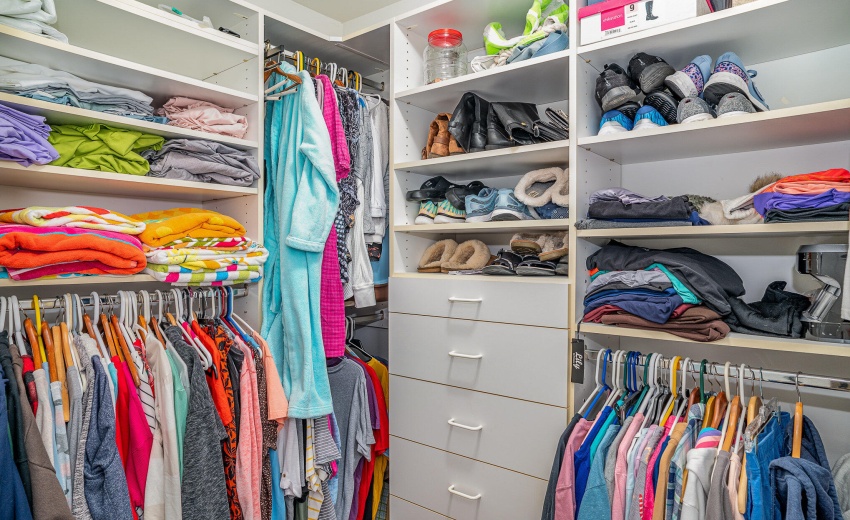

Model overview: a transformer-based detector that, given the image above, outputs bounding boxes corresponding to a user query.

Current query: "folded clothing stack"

[585,242,742,341]
[48,123,164,175]
[0,205,148,279]
[155,96,249,138]
[753,168,850,223]
[0,101,57,165]
[132,208,266,285]
[142,138,260,187]
[0,56,164,123]
[576,188,708,229]
[0,0,67,42]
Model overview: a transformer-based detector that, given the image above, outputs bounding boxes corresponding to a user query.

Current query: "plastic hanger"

[659,356,681,426]
[718,362,737,452]
[581,349,612,419]
[110,293,140,387]
[673,357,692,422]
[578,348,608,417]
[8,296,28,360]
[736,365,752,514]
[792,373,803,458]
[173,288,211,369]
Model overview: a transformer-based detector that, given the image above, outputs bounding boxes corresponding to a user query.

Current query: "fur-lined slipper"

[418,239,458,272]
[514,167,569,208]
[441,239,491,273]
[510,231,569,261]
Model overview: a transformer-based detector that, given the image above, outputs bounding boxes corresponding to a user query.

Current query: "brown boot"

[426,113,452,159]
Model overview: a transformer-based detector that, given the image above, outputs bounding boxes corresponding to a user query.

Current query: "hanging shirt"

[652,422,687,520]
[262,65,339,419]
[0,357,33,520]
[0,334,31,504]
[164,348,188,477]
[50,379,71,504]
[668,405,705,520]
[613,414,645,520]
[577,424,621,520]
[116,359,153,516]
[554,418,592,520]
[70,336,98,520]
[606,416,635,507]
[575,406,614,510]
[144,333,182,519]
[165,326,229,520]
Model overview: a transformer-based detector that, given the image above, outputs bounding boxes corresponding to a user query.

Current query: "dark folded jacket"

[587,196,693,221]
[765,203,850,223]
[724,281,810,338]
[587,242,744,315]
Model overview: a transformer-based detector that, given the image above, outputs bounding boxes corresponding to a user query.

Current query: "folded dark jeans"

[764,203,850,223]
[587,196,693,220]
[723,281,810,337]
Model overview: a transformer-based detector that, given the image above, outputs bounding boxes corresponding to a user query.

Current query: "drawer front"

[390,496,454,519]
[389,313,568,406]
[389,276,569,328]
[391,437,548,520]
[390,376,566,479]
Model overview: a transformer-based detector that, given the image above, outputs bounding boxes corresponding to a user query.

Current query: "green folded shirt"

[48,123,164,175]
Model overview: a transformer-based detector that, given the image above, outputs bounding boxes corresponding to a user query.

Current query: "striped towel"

[0,206,146,234]
[144,264,262,285]
[145,244,268,269]
[131,208,246,247]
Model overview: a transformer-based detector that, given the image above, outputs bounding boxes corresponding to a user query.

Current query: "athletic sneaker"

[664,55,712,100]
[632,105,668,131]
[492,189,535,221]
[614,101,640,121]
[465,188,498,223]
[434,199,466,224]
[598,110,634,135]
[415,200,439,224]
[716,92,756,119]
[628,52,675,94]
[595,63,640,112]
[643,90,679,124]
[677,97,715,124]
[703,51,769,111]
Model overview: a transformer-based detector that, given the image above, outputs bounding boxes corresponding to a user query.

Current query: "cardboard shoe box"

[579,0,711,46]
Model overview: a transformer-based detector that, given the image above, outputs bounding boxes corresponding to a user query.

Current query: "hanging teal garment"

[262,65,340,418]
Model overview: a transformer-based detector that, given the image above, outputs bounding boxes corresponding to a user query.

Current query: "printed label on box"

[601,6,625,31]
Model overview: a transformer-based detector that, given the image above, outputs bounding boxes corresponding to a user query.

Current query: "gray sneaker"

[677,97,714,124]
[492,189,535,221]
[716,92,756,119]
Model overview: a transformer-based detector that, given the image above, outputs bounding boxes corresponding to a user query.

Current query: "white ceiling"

[291,0,402,22]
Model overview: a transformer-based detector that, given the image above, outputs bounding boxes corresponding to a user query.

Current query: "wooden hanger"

[42,321,58,384]
[100,312,120,360]
[32,295,47,367]
[50,324,70,423]
[24,318,43,366]
[111,314,140,387]
[792,373,803,458]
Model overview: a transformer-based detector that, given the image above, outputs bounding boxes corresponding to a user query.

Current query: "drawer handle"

[448,418,483,431]
[448,351,483,360]
[447,297,483,303]
[448,485,482,501]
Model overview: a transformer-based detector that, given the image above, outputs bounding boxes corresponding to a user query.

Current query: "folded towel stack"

[142,138,260,187]
[0,0,68,42]
[132,208,267,286]
[753,168,850,223]
[0,56,164,123]
[0,205,148,280]
[48,123,164,175]
[156,96,249,138]
[0,102,58,165]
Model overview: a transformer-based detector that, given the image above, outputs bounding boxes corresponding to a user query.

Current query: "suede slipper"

[446,181,488,211]
[516,255,557,276]
[406,176,458,201]
[417,239,458,272]
[481,249,522,276]
[514,167,569,208]
[509,231,568,261]
[441,239,491,273]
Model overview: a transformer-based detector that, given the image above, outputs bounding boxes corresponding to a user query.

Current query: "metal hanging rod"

[583,348,850,394]
[265,43,384,92]
[8,288,248,312]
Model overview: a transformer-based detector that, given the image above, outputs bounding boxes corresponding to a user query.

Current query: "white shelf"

[395,141,569,178]
[395,219,570,235]
[0,274,161,287]
[577,222,850,241]
[577,0,850,72]
[0,163,257,201]
[0,24,258,108]
[395,50,570,113]
[580,322,850,358]
[0,93,258,150]
[578,99,850,164]
[392,272,569,284]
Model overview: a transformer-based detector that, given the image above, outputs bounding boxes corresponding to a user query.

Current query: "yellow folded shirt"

[132,207,246,247]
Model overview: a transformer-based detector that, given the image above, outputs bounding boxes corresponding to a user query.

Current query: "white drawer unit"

[389,276,569,328]
[390,376,566,479]
[389,313,568,406]
[390,496,454,519]
[391,437,548,520]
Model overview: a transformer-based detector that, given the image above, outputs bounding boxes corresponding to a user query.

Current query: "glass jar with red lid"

[424,28,468,84]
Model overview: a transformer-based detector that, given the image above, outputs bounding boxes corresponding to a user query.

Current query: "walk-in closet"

[0,0,848,519]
